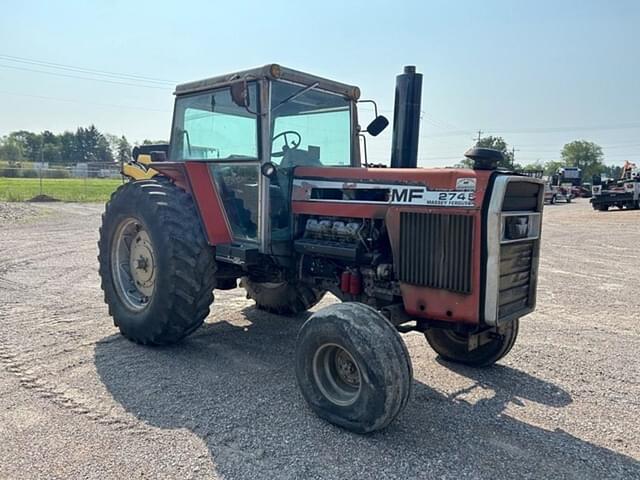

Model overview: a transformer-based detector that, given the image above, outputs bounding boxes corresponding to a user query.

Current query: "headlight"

[505,215,529,240]
[501,213,541,243]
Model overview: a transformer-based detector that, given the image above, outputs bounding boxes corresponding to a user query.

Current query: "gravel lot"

[0,199,638,479]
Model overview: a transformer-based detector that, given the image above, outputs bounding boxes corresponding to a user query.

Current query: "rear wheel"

[295,302,412,433]
[98,178,216,345]
[424,320,519,367]
[241,278,325,315]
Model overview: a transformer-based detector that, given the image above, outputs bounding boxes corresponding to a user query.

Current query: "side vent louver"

[399,212,474,294]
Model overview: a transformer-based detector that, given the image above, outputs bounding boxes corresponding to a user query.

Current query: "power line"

[0,63,171,90]
[0,53,176,85]
[0,90,171,113]
[424,122,640,139]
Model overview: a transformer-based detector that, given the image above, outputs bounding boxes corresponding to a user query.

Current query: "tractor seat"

[280,146,322,168]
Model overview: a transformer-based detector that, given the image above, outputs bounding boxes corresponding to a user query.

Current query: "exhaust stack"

[390,66,423,169]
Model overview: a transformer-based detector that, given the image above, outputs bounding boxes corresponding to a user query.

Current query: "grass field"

[0,177,122,202]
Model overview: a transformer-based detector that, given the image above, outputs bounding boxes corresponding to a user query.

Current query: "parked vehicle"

[544,181,558,204]
[98,64,545,433]
[591,162,640,211]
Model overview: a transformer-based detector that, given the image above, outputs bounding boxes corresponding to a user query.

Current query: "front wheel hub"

[312,343,362,406]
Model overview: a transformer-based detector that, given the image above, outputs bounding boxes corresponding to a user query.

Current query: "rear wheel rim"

[312,343,362,406]
[111,218,156,311]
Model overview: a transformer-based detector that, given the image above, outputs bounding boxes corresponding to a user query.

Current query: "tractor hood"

[292,166,494,215]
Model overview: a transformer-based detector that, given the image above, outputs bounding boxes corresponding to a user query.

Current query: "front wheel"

[241,278,325,315]
[295,302,412,433]
[425,319,519,367]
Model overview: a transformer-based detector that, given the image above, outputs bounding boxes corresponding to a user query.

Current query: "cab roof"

[174,64,360,100]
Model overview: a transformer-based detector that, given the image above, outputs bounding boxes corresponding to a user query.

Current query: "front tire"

[241,278,324,315]
[425,320,519,367]
[295,302,412,433]
[98,178,216,345]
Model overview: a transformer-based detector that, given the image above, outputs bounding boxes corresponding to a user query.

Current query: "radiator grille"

[399,212,474,293]
[498,241,533,319]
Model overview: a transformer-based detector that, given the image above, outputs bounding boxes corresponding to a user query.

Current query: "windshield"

[270,81,352,167]
[169,83,259,161]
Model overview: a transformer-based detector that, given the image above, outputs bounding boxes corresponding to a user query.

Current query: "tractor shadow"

[95,307,639,479]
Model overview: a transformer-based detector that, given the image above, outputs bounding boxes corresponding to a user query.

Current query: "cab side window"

[170,84,259,161]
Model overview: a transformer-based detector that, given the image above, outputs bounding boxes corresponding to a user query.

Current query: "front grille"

[399,212,473,294]
[498,241,533,319]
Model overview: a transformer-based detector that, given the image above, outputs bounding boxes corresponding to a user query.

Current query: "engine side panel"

[386,207,482,323]
[292,167,493,325]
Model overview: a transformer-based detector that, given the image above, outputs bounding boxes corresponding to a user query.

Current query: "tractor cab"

[155,64,385,257]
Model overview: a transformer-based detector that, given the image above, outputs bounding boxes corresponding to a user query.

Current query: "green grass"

[0,177,123,202]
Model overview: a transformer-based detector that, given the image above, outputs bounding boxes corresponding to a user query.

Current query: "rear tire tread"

[98,177,216,345]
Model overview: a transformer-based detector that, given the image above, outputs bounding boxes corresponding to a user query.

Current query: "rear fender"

[149,161,232,245]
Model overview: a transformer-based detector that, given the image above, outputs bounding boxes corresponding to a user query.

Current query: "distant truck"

[519,170,569,204]
[556,167,582,187]
[590,162,640,211]
[547,167,579,203]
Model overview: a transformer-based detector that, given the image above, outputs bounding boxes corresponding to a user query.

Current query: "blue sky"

[0,0,638,167]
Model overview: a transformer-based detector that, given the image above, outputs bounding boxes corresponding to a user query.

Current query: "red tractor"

[98,65,544,433]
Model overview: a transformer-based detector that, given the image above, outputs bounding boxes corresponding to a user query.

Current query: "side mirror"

[261,161,277,179]
[230,79,249,107]
[366,115,389,137]
[150,151,167,162]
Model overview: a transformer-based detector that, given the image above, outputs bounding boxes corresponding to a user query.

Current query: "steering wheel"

[271,130,302,158]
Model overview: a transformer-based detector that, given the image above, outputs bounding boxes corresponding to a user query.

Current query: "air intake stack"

[390,66,423,169]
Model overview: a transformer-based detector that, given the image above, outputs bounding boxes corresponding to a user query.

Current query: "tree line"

[0,126,628,183]
[459,136,624,181]
[0,125,164,166]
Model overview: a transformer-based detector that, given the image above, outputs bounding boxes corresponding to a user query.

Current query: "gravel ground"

[0,199,638,479]
[0,202,50,223]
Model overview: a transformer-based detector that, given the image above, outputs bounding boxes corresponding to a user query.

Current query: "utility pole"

[475,130,483,144]
[510,146,520,169]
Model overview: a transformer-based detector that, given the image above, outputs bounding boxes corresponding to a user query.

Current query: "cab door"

[171,82,262,247]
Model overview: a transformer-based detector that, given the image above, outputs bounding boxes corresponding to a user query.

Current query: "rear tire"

[98,178,216,345]
[295,302,412,433]
[425,320,519,367]
[241,278,325,315]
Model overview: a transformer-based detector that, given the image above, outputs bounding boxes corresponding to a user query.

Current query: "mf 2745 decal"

[390,188,475,206]
[292,180,476,207]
